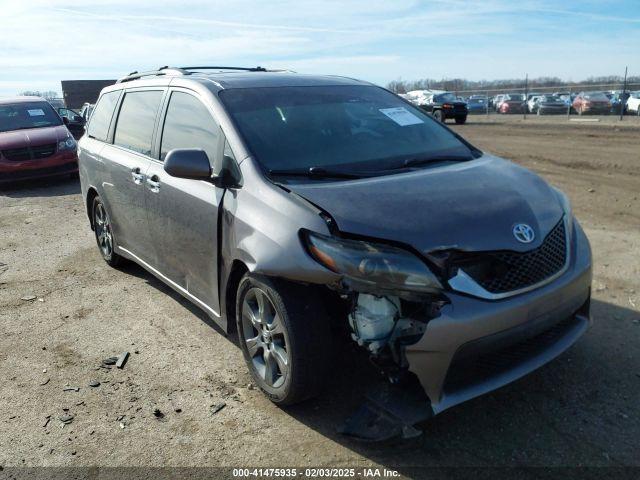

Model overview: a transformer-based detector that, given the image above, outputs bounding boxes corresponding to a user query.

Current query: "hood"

[0,125,69,150]
[287,155,564,254]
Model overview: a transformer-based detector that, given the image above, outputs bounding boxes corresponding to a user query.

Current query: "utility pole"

[620,66,628,121]
[523,73,528,120]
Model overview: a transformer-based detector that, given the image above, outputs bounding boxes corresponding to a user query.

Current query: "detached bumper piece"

[339,375,433,442]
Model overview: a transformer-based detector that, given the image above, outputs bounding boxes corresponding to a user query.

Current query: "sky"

[1,0,639,97]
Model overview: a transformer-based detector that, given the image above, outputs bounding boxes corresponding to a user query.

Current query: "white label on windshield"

[27,109,45,116]
[379,107,423,126]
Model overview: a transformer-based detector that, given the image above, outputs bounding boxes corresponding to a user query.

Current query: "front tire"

[432,110,444,122]
[92,196,124,267]
[236,274,331,405]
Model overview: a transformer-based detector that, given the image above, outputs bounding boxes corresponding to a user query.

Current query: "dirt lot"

[1,115,639,476]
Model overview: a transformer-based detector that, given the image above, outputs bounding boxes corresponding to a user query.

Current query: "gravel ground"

[0,115,638,476]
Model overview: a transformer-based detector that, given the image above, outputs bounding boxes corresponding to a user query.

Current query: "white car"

[405,89,445,106]
[527,96,542,113]
[626,92,640,115]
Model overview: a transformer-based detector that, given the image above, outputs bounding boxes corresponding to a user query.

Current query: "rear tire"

[433,110,443,122]
[236,274,332,406]
[454,115,467,124]
[92,196,124,267]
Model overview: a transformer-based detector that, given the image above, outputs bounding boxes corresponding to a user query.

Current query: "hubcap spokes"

[241,288,289,388]
[95,204,113,257]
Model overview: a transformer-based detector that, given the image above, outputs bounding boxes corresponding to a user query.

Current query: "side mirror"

[62,117,70,126]
[164,149,242,188]
[164,149,212,179]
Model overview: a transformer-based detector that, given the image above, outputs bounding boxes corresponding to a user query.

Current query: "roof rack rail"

[181,66,267,72]
[116,65,277,84]
[116,66,188,84]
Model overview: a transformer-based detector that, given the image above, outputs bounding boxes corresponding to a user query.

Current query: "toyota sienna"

[78,67,592,439]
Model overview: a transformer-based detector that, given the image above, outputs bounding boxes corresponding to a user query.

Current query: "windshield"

[219,85,476,174]
[541,95,560,102]
[434,93,458,103]
[0,101,62,133]
[433,93,458,103]
[506,94,524,101]
[469,98,485,104]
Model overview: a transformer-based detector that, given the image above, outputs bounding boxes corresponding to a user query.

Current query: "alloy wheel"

[241,287,289,388]
[94,202,113,258]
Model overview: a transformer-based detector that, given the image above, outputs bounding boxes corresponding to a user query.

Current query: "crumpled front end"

[407,219,592,415]
[335,216,592,440]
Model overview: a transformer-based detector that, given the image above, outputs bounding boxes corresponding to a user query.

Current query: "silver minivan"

[79,67,592,439]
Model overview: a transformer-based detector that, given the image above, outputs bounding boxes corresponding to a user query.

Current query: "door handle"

[131,167,144,185]
[146,175,161,192]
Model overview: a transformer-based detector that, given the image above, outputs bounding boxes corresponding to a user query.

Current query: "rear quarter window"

[87,91,120,142]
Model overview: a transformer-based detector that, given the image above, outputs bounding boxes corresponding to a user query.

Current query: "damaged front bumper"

[341,220,592,439]
[407,222,591,415]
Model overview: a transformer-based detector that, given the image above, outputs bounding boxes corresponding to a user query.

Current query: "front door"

[144,90,225,317]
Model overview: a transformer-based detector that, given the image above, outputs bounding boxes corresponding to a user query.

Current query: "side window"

[113,90,163,156]
[160,92,220,165]
[87,90,120,142]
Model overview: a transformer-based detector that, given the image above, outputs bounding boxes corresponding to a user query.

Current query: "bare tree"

[18,90,60,100]
[387,75,639,93]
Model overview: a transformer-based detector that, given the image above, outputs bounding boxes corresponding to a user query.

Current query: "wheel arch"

[223,259,249,335]
[86,187,99,230]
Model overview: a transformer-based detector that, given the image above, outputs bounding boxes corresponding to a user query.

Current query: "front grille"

[451,218,567,294]
[2,143,57,161]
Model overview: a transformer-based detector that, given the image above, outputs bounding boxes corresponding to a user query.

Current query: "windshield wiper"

[387,155,474,170]
[268,166,365,179]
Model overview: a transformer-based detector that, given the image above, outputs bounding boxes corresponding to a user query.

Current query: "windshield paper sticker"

[379,107,423,126]
[27,109,45,116]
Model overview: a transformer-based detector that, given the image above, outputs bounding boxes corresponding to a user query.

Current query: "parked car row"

[402,89,637,117]
[485,90,640,115]
[419,89,640,116]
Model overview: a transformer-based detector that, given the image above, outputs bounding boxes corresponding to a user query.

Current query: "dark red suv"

[0,97,78,184]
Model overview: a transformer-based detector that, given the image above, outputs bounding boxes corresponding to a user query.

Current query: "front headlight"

[58,136,76,151]
[302,231,442,293]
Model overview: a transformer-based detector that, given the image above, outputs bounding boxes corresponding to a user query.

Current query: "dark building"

[60,80,116,109]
